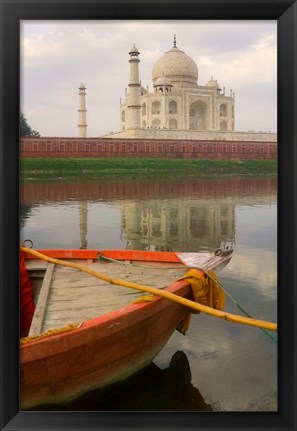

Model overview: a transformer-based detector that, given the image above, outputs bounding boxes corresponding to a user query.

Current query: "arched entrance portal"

[189,100,208,130]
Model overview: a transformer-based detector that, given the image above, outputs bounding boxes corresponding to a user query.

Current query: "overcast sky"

[20,20,277,137]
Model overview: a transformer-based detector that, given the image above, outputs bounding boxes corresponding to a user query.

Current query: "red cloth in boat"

[20,251,35,336]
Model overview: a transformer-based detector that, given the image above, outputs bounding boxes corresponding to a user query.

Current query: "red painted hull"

[20,249,194,410]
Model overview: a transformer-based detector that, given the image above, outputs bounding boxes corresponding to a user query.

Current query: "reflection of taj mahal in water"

[77,198,235,251]
[121,199,235,252]
[74,198,235,251]
[21,177,276,251]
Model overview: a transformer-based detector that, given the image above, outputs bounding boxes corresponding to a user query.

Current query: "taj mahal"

[121,36,235,132]
[77,36,276,143]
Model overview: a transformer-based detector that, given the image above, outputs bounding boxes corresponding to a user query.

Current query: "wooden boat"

[20,247,233,410]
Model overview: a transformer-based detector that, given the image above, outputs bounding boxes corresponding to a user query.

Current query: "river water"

[20,175,277,411]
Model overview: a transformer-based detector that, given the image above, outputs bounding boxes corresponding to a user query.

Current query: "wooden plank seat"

[28,259,187,335]
[28,263,55,337]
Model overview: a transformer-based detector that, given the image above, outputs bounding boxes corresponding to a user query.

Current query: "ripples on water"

[20,176,277,411]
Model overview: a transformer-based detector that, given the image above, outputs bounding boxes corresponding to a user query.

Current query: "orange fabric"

[176,269,225,335]
[20,251,35,336]
[178,269,225,311]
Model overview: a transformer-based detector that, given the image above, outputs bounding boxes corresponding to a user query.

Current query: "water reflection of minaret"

[79,201,88,249]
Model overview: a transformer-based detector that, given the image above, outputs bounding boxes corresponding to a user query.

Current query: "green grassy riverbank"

[20,158,277,181]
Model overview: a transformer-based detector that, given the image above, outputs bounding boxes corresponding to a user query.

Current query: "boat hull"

[20,280,192,409]
[20,248,232,409]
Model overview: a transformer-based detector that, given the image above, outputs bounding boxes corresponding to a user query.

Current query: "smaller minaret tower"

[78,82,87,137]
[127,44,141,129]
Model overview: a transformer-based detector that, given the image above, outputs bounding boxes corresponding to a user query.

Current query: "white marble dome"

[152,45,198,86]
[154,75,172,87]
[206,78,220,89]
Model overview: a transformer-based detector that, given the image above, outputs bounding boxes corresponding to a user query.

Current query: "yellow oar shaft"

[20,247,277,332]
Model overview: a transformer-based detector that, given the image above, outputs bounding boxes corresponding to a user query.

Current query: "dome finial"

[173,34,176,47]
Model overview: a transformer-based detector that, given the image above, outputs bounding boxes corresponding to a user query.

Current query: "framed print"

[1,0,296,430]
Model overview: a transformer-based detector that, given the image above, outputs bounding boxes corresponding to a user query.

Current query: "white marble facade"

[120,37,235,134]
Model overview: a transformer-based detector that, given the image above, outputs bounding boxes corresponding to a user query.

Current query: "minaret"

[127,44,141,129]
[78,82,87,137]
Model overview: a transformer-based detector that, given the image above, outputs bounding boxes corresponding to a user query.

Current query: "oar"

[20,247,277,332]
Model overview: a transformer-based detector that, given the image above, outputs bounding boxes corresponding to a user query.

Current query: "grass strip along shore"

[21,158,277,181]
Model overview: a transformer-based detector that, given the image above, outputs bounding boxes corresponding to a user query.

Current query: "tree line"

[20,113,40,137]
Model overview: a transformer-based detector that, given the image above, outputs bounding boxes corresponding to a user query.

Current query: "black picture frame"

[0,0,296,430]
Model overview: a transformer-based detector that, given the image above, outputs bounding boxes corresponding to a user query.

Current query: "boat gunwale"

[23,249,186,263]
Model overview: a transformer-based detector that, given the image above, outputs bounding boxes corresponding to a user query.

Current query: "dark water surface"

[20,176,277,411]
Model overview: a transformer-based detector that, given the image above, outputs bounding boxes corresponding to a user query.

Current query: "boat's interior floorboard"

[29,259,187,334]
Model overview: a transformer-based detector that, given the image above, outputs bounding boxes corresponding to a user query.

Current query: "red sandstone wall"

[20,137,277,160]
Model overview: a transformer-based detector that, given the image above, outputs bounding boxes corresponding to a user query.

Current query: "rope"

[99,254,277,343]
[20,247,277,332]
[98,253,184,270]
[20,322,83,345]
[206,274,277,344]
